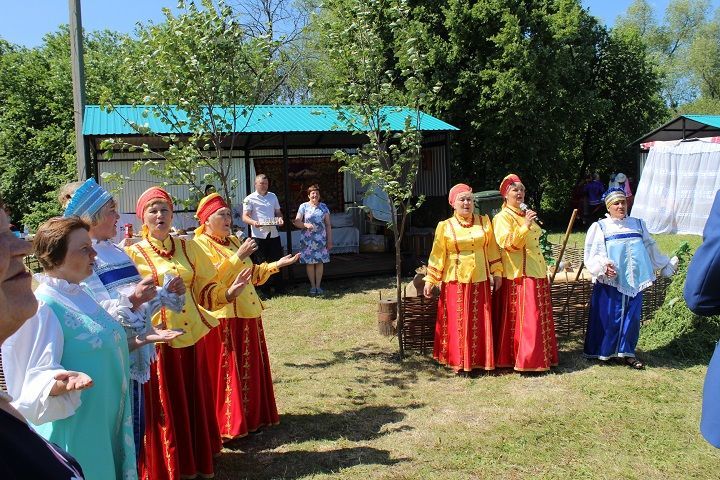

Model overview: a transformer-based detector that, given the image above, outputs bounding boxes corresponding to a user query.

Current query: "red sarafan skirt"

[493,276,559,371]
[434,281,495,372]
[204,317,279,440]
[139,342,222,480]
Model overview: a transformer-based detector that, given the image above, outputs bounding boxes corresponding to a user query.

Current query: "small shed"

[83,104,458,274]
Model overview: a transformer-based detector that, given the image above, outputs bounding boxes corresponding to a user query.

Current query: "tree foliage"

[0,29,140,228]
[379,0,668,217]
[103,0,309,207]
[313,0,436,341]
[616,0,720,113]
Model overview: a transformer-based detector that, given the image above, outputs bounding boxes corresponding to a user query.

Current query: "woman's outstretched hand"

[237,238,258,260]
[276,253,300,269]
[51,371,93,396]
[227,268,253,301]
[144,326,185,344]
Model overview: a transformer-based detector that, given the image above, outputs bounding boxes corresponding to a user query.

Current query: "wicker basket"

[398,295,437,355]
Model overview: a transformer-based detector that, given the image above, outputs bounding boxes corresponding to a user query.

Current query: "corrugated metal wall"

[414,144,448,196]
[97,154,247,213]
[97,144,447,213]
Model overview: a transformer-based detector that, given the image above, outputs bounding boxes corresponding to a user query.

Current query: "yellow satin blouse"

[423,214,503,286]
[125,236,228,348]
[192,233,279,320]
[492,205,547,279]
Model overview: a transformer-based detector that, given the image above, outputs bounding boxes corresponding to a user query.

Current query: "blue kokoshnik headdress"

[602,187,626,208]
[63,178,113,218]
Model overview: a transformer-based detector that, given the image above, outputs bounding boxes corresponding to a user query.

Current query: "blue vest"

[598,217,655,298]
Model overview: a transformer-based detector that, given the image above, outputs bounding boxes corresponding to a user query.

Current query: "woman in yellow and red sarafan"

[423,184,503,373]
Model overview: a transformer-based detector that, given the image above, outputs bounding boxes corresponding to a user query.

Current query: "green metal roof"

[83,104,458,136]
[683,114,720,128]
[634,114,720,144]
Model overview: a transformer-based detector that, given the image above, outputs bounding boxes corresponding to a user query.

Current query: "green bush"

[639,256,720,364]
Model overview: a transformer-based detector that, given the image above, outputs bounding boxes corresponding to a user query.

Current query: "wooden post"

[69,0,88,180]
[550,209,578,284]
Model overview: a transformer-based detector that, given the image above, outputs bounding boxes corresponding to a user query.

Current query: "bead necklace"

[145,235,176,259]
[454,214,474,228]
[204,232,230,246]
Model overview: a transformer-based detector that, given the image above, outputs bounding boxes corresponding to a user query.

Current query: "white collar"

[33,273,83,294]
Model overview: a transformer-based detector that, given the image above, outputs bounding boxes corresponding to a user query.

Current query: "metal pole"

[282,134,294,281]
[69,0,88,180]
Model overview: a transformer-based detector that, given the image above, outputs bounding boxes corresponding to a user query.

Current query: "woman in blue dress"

[583,187,677,369]
[293,184,333,295]
[3,217,139,479]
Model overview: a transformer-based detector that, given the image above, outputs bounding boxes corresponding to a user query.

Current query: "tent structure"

[631,115,720,235]
[632,138,720,235]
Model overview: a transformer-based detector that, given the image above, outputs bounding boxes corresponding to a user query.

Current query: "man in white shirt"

[242,174,285,295]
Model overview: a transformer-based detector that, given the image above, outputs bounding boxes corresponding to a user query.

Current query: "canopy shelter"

[83,104,458,261]
[633,114,720,145]
[632,138,720,235]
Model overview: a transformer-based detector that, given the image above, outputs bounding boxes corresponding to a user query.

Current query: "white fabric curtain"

[633,139,720,235]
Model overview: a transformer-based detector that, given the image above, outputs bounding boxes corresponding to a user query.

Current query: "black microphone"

[519,203,543,226]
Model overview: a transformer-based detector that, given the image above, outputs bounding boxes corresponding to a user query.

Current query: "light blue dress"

[4,277,138,480]
[297,201,331,264]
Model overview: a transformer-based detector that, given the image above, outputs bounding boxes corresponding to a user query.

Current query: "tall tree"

[104,0,300,207]
[0,29,140,228]
[313,0,436,352]
[615,0,712,112]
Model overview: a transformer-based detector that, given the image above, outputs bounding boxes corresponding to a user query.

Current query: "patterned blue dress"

[296,201,330,264]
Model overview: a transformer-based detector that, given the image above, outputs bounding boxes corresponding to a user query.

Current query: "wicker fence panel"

[551,279,593,338]
[397,241,674,354]
[399,295,437,355]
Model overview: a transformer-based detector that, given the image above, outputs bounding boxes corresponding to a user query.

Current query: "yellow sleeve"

[186,240,230,311]
[493,211,529,253]
[483,216,503,276]
[423,221,447,286]
[215,251,244,285]
[211,251,278,288]
[251,262,280,287]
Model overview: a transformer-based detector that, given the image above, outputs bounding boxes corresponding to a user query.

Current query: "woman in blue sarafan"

[583,187,677,369]
[684,190,720,448]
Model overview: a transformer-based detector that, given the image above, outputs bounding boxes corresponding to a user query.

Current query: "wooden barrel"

[378,299,397,336]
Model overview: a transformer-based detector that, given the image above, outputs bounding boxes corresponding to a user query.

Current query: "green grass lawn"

[214,232,719,479]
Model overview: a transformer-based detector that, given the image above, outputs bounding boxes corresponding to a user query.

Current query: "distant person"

[583,173,605,226]
[423,183,503,373]
[583,187,677,369]
[684,190,720,448]
[242,174,285,296]
[293,184,332,295]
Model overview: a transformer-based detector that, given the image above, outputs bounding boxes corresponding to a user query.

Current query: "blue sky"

[1,1,719,48]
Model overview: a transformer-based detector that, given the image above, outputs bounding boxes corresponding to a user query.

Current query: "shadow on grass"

[283,343,451,390]
[227,404,420,448]
[215,445,405,480]
[217,404,415,478]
